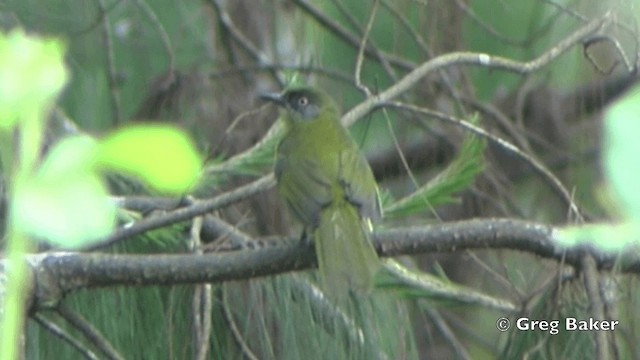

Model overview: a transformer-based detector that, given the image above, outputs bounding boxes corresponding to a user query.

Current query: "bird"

[260,84,381,300]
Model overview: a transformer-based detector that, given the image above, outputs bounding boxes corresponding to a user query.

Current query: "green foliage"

[10,125,201,250]
[5,0,212,129]
[6,1,635,358]
[29,286,196,359]
[0,29,69,360]
[376,260,516,311]
[556,86,640,251]
[13,136,115,247]
[97,124,202,194]
[204,121,283,178]
[384,127,485,218]
[603,86,640,222]
[500,281,595,359]
[0,30,67,129]
[0,28,202,359]
[219,276,419,360]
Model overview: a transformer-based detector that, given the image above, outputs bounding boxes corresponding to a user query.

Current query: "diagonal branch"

[342,12,613,127]
[86,174,276,251]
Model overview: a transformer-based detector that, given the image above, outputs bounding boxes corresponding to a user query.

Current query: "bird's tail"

[314,203,381,301]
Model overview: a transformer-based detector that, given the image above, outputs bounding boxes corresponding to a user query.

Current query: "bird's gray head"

[260,85,338,121]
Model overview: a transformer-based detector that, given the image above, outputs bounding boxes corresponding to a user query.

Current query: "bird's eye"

[298,96,309,107]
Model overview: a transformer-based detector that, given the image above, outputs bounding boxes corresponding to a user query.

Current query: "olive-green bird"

[261,84,381,299]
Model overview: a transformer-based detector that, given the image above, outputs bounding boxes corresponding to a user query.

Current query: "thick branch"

[25,218,640,311]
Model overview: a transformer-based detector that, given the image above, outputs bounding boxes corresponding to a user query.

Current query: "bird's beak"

[259,92,286,107]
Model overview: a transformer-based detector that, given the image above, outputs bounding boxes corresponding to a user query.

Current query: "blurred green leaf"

[604,86,640,222]
[0,29,67,129]
[97,125,202,194]
[384,129,485,218]
[39,135,98,177]
[556,86,640,251]
[12,136,115,247]
[554,223,640,252]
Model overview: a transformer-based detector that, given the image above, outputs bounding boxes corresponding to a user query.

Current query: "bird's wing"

[275,154,332,227]
[339,150,381,221]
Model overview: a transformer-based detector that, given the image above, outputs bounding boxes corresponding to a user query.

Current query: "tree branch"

[24,218,640,311]
[86,174,276,251]
[342,12,613,127]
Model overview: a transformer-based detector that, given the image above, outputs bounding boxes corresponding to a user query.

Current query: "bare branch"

[86,174,276,251]
[581,255,611,359]
[32,314,100,360]
[97,0,123,125]
[342,12,613,127]
[56,304,124,360]
[354,0,378,96]
[26,219,640,311]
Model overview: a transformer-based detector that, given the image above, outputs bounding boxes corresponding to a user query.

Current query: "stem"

[0,229,30,360]
[1,111,40,359]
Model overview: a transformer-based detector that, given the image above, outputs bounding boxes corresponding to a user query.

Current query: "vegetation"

[1,1,639,359]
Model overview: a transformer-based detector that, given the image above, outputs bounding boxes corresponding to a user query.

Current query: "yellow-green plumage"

[262,85,381,299]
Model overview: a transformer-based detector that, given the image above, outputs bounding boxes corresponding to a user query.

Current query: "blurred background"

[3,0,639,358]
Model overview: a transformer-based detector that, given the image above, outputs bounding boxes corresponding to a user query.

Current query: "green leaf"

[0,29,68,129]
[12,136,115,247]
[554,223,640,252]
[384,129,485,218]
[97,125,202,194]
[205,120,283,177]
[556,86,640,252]
[604,85,640,222]
[39,135,99,177]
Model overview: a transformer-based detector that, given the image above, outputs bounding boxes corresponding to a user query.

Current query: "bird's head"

[260,85,339,122]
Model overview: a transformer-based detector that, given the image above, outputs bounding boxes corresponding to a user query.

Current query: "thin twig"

[583,34,634,74]
[342,12,613,127]
[460,95,532,152]
[208,0,283,86]
[131,0,175,73]
[453,0,541,47]
[221,284,260,360]
[581,254,610,360]
[209,0,268,64]
[425,308,472,360]
[97,0,123,125]
[381,101,584,221]
[32,313,100,360]
[291,0,415,71]
[379,0,431,57]
[381,107,441,221]
[465,251,525,301]
[330,0,396,81]
[354,0,379,96]
[86,174,276,251]
[190,216,212,360]
[539,0,589,22]
[56,304,124,360]
[71,0,122,36]
[209,64,354,84]
[205,105,270,162]
[201,214,252,249]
